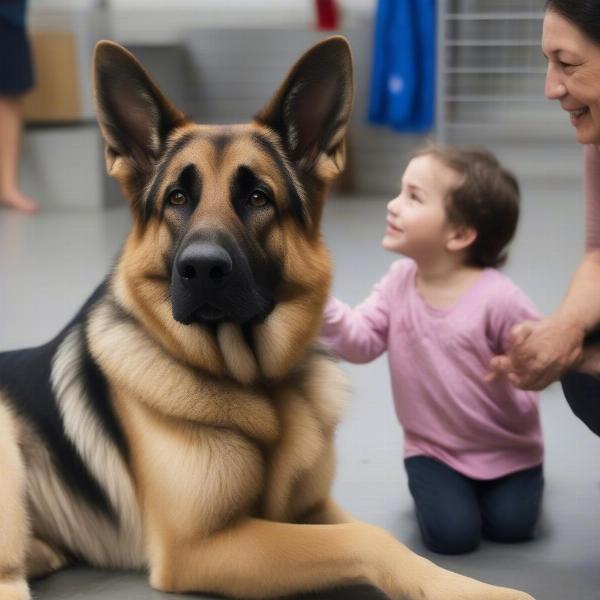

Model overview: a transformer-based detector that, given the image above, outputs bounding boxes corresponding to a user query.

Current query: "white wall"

[106,0,376,44]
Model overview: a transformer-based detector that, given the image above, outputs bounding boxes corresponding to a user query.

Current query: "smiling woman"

[542,2,600,144]
[488,0,600,438]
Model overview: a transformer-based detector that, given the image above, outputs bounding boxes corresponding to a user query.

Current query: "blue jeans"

[405,456,544,555]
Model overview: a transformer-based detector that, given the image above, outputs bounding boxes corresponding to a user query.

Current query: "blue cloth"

[368,0,436,132]
[0,0,27,28]
[405,456,544,554]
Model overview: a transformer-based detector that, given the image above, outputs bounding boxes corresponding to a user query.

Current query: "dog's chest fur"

[83,313,349,564]
[113,356,347,525]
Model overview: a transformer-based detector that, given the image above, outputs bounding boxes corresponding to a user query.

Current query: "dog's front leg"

[299,498,354,525]
[148,517,534,600]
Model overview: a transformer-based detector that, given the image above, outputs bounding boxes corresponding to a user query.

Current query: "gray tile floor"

[1,190,599,600]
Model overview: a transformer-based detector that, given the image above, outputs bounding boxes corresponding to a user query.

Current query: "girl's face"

[543,10,600,144]
[382,155,462,260]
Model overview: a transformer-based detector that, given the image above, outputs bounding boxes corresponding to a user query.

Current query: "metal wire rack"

[436,0,550,144]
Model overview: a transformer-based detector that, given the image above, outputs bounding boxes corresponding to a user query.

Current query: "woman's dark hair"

[545,1,600,45]
[412,146,520,269]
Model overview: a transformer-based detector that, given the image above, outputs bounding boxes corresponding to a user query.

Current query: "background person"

[0,0,38,213]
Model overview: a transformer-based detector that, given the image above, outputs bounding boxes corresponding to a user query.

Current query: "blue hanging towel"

[410,0,436,132]
[368,0,436,133]
[368,0,417,127]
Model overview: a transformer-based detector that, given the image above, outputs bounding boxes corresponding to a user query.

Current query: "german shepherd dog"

[0,38,534,600]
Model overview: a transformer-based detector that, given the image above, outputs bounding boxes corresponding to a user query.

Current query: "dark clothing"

[0,1,34,95]
[0,0,26,27]
[561,371,600,436]
[405,455,544,555]
[561,330,600,436]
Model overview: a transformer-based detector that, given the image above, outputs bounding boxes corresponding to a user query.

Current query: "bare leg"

[0,96,38,213]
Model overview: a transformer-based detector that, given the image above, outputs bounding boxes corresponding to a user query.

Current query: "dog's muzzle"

[170,238,275,326]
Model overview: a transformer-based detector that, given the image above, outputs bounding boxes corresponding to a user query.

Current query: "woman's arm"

[489,145,600,390]
[556,249,600,334]
[489,249,600,389]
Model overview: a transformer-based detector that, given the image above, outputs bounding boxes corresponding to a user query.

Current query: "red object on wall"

[316,0,339,30]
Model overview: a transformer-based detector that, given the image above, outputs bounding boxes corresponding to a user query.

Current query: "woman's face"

[543,9,600,144]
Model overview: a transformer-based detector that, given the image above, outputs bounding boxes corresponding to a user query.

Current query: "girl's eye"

[248,190,269,208]
[168,190,187,206]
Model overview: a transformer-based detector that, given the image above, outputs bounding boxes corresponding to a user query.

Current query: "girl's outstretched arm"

[320,266,397,363]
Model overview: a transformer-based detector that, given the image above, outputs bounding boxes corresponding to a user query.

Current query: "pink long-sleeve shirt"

[321,259,544,480]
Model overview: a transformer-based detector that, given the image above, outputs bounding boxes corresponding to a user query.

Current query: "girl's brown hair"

[413,145,520,268]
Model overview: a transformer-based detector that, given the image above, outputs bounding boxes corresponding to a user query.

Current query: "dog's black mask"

[170,232,277,326]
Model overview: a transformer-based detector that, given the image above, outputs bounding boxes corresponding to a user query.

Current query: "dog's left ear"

[93,41,185,176]
[255,36,354,182]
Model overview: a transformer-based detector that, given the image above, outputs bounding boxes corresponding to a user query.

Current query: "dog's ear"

[93,41,185,175]
[255,36,354,182]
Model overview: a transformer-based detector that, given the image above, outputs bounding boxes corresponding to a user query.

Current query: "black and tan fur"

[0,38,534,600]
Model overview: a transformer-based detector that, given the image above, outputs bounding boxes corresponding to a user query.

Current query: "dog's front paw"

[418,568,534,600]
[461,584,535,600]
[0,579,31,600]
[503,592,535,600]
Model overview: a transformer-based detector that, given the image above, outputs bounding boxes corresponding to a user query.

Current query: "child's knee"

[483,506,539,543]
[418,513,481,554]
[483,518,537,543]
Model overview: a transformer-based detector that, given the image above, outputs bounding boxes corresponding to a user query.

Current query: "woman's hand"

[488,315,586,390]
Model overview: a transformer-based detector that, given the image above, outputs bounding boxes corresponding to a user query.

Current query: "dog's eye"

[247,190,269,208]
[168,190,187,206]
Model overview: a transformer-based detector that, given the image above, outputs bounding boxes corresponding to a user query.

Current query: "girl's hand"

[487,316,585,390]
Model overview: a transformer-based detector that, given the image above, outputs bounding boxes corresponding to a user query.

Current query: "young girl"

[321,146,544,555]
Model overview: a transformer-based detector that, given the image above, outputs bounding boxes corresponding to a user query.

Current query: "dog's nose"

[176,242,233,289]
